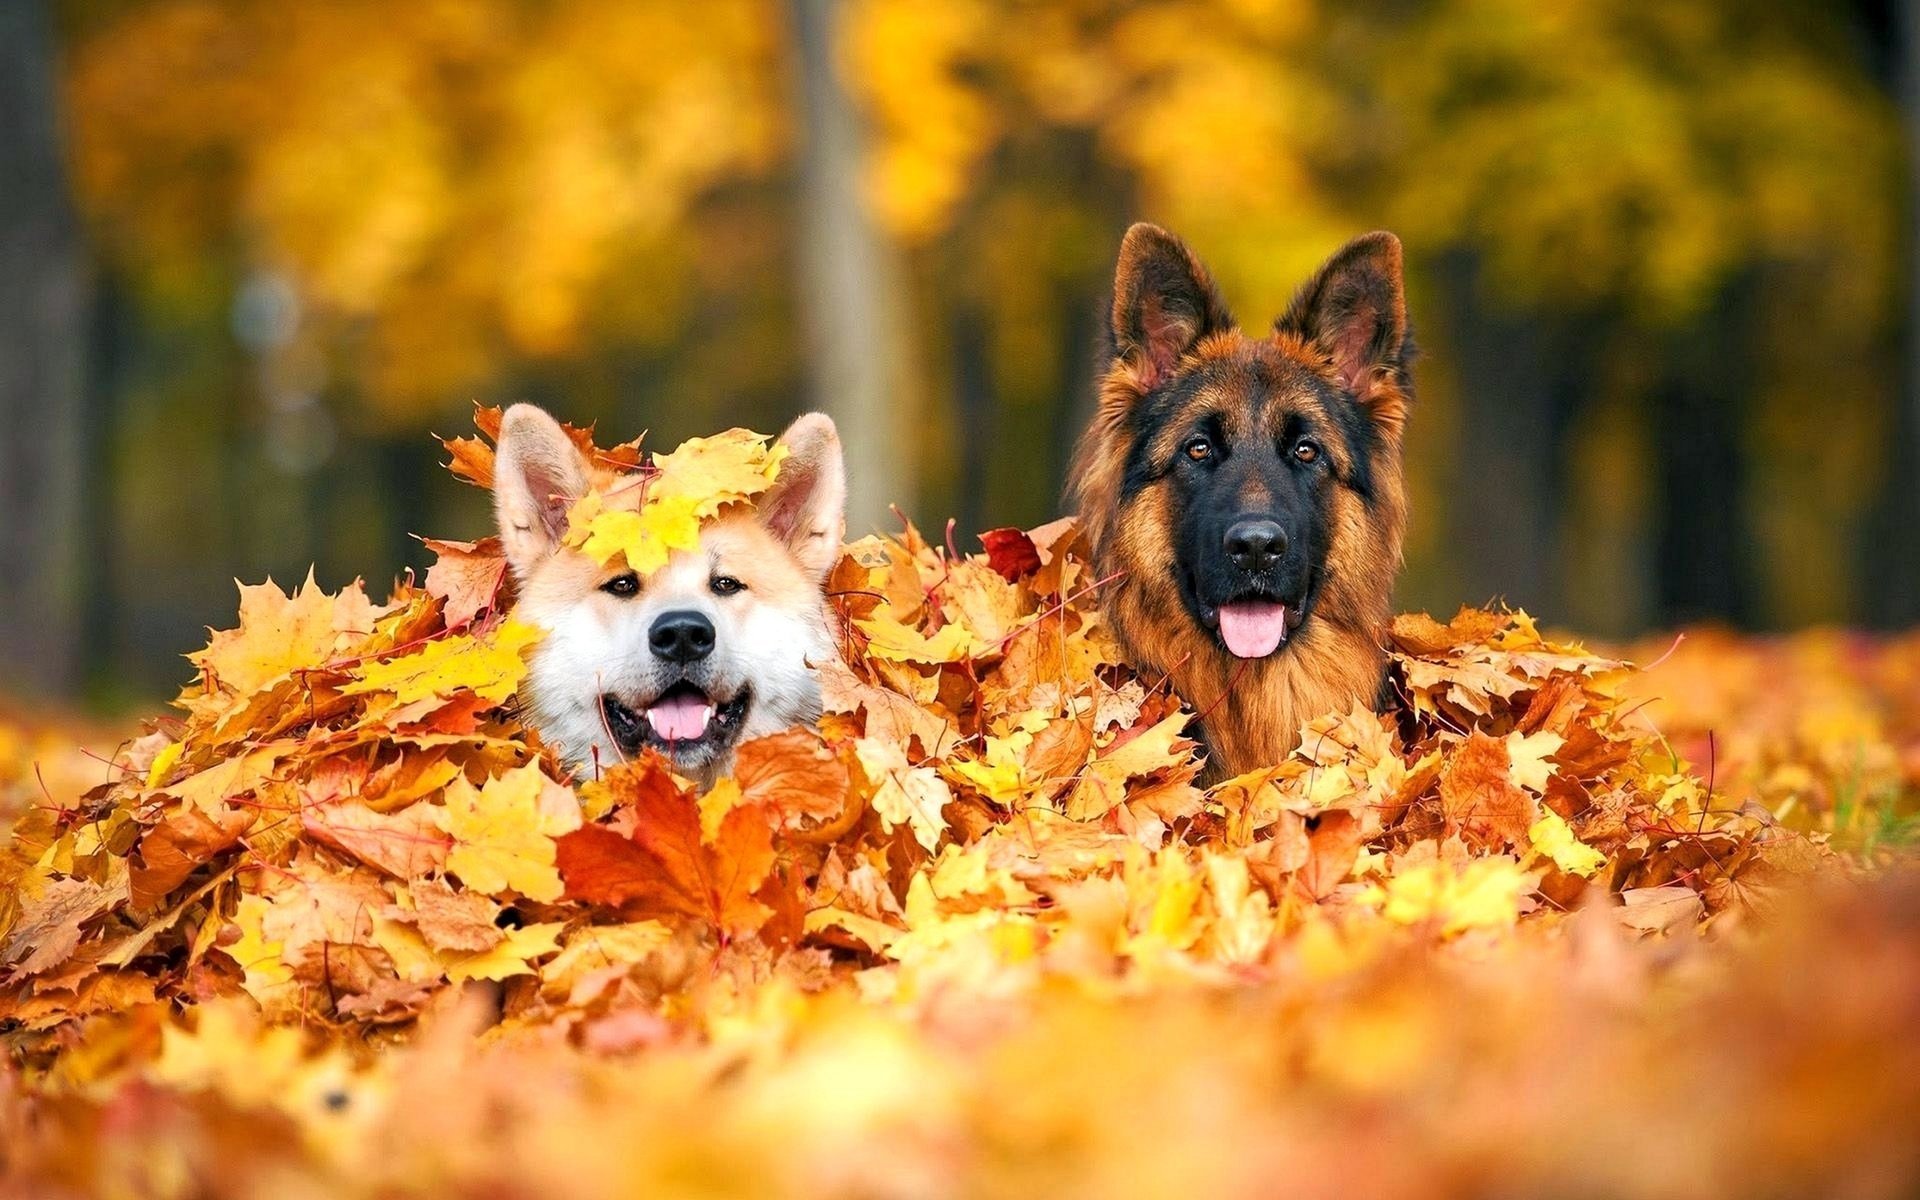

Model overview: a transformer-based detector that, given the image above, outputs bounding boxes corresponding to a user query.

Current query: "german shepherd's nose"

[1224,519,1288,571]
[649,610,716,663]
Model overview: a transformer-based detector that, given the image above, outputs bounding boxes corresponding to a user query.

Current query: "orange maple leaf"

[420,536,508,630]
[556,758,778,935]
[1440,730,1538,849]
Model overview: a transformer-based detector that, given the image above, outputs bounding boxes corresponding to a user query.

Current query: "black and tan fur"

[1068,223,1413,778]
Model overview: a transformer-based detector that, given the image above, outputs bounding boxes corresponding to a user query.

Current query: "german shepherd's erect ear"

[1110,223,1236,390]
[1275,231,1412,438]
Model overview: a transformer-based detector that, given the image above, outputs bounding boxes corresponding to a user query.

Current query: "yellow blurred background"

[2,0,1917,706]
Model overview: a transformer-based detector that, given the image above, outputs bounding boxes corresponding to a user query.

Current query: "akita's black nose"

[1224,519,1288,571]
[649,610,715,663]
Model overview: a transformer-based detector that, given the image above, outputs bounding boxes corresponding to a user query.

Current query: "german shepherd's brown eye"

[710,575,745,597]
[1184,437,1214,463]
[601,572,640,598]
[1293,439,1321,465]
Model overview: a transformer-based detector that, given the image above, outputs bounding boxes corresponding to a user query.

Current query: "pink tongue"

[645,693,712,742]
[1217,601,1289,658]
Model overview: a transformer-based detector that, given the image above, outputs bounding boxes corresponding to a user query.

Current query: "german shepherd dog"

[1068,224,1413,778]
[493,405,847,785]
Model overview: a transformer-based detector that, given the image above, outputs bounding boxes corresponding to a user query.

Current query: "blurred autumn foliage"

[0,0,1910,705]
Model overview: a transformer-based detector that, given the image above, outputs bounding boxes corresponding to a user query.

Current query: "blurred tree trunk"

[951,300,992,538]
[0,2,88,698]
[1865,0,1920,626]
[1651,274,1759,627]
[80,274,130,697]
[788,0,912,534]
[1439,253,1566,620]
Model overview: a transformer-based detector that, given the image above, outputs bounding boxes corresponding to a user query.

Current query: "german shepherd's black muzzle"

[1174,444,1328,659]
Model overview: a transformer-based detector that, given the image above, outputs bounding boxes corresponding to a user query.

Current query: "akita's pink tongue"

[646,693,713,742]
[1217,601,1289,658]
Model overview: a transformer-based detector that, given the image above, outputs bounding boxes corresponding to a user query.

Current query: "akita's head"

[1070,224,1414,668]
[493,405,846,784]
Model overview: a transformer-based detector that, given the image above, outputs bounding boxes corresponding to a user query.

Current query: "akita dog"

[492,404,846,784]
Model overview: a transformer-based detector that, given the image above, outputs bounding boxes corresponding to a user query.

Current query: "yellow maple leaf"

[1093,712,1192,781]
[191,570,377,697]
[1504,730,1565,794]
[145,740,184,790]
[804,905,905,953]
[442,921,564,983]
[540,921,675,1002]
[1362,858,1531,937]
[342,618,541,706]
[1066,711,1193,821]
[368,912,443,984]
[154,1002,328,1112]
[858,611,983,664]
[856,737,951,852]
[1203,854,1275,965]
[650,427,788,517]
[565,490,703,575]
[162,741,292,819]
[223,892,297,1008]
[697,777,747,843]
[441,766,582,903]
[1121,848,1205,957]
[927,842,1036,907]
[1528,810,1606,877]
[945,731,1030,806]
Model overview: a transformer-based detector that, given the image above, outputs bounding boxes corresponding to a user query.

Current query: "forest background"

[3,0,1917,707]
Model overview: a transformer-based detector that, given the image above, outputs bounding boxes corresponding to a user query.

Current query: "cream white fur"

[519,545,835,784]
[496,406,846,787]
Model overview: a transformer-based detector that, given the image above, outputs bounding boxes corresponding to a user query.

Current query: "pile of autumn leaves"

[3,413,1913,1200]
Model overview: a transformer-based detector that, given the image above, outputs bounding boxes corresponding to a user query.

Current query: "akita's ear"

[760,413,846,585]
[1111,222,1234,389]
[493,403,593,579]
[1276,231,1412,434]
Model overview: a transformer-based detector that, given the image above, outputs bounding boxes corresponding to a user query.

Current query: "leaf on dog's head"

[650,428,788,518]
[441,403,638,491]
[557,430,785,575]
[563,490,702,575]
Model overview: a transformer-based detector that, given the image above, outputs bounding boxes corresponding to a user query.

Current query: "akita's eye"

[601,572,640,598]
[710,575,745,597]
[1292,439,1322,465]
[1184,437,1214,463]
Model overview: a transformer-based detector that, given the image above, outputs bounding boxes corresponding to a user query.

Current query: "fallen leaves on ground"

[1,414,1916,1199]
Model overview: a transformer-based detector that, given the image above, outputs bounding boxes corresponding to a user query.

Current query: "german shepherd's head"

[1068,224,1413,776]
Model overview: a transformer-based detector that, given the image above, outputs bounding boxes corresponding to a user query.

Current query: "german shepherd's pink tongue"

[1218,601,1288,658]
[646,693,713,742]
